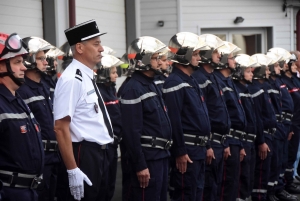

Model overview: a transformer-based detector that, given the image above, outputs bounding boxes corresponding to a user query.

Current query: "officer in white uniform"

[53,19,113,201]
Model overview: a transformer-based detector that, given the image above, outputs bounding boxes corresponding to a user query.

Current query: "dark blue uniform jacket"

[163,67,210,160]
[0,84,44,174]
[119,71,172,172]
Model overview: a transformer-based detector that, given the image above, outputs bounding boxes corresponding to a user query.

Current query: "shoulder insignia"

[75,69,82,82]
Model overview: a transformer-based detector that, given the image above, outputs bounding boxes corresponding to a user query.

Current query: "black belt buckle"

[165,140,173,150]
[31,176,42,189]
[240,132,246,141]
[221,134,227,145]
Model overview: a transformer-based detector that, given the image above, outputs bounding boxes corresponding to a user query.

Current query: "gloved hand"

[67,167,92,200]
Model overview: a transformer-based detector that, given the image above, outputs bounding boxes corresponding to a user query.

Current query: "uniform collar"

[24,76,43,89]
[197,66,211,76]
[73,59,94,79]
[132,71,154,85]
[213,70,228,81]
[0,84,17,102]
[172,66,193,82]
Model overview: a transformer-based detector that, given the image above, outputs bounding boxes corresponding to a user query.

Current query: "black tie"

[91,78,114,138]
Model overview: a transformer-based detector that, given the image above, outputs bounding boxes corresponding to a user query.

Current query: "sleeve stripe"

[120,92,157,104]
[239,93,251,97]
[198,80,212,89]
[0,112,29,123]
[154,80,165,85]
[267,89,279,94]
[251,89,264,98]
[222,87,233,92]
[23,96,45,104]
[162,83,192,93]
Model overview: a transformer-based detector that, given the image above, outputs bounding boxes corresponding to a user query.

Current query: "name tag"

[87,89,95,96]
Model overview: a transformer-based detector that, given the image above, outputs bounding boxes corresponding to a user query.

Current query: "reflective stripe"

[251,89,264,98]
[198,80,212,89]
[50,88,55,92]
[154,80,164,85]
[275,181,278,185]
[252,189,267,193]
[267,89,279,94]
[239,93,251,97]
[268,182,275,186]
[285,168,294,172]
[23,96,45,104]
[120,92,157,104]
[280,173,284,177]
[222,87,233,92]
[162,83,192,93]
[0,112,28,123]
[141,135,168,142]
[236,198,245,201]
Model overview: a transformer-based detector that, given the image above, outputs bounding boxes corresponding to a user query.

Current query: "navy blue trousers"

[220,144,240,201]
[129,157,169,201]
[275,123,290,192]
[252,137,273,201]
[203,143,224,201]
[1,187,38,201]
[285,124,300,185]
[268,137,285,195]
[120,141,131,201]
[99,143,118,201]
[170,159,205,201]
[237,142,256,200]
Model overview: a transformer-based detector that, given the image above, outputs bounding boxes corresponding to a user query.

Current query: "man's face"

[150,53,159,70]
[35,51,48,72]
[81,36,104,67]
[274,62,281,75]
[283,62,288,72]
[265,66,271,79]
[212,50,220,64]
[243,67,253,82]
[227,54,236,68]
[158,55,169,71]
[109,66,118,83]
[190,50,201,66]
[0,56,27,79]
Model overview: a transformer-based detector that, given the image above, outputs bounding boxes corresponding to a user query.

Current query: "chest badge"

[20,125,27,134]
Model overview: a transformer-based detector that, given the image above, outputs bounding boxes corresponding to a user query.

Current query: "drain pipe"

[69,0,76,27]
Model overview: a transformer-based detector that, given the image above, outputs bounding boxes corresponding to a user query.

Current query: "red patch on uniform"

[239,99,242,104]
[164,106,167,112]
[104,100,119,105]
[34,124,39,132]
[201,96,204,102]
[220,90,223,95]
[20,125,27,134]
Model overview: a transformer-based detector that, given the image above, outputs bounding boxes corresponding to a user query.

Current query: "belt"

[263,128,276,135]
[210,133,227,145]
[282,112,293,122]
[0,170,42,189]
[275,114,282,122]
[42,140,58,152]
[228,129,246,141]
[140,136,173,150]
[183,134,208,146]
[245,133,256,143]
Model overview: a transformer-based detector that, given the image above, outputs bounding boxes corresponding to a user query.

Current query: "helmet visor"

[6,33,22,52]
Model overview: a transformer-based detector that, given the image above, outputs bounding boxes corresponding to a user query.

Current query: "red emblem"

[34,124,39,132]
[20,125,27,134]
[164,106,167,112]
[220,90,223,95]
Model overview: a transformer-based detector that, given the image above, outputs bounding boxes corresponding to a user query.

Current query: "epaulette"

[75,69,82,82]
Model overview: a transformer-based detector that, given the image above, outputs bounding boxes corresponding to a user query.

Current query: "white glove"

[67,167,92,200]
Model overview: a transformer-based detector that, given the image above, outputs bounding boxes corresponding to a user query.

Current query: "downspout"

[296,9,300,50]
[69,0,76,27]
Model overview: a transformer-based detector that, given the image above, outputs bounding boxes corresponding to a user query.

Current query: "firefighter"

[163,32,211,200]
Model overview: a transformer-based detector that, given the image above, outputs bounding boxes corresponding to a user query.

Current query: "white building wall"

[140,0,178,45]
[0,0,43,38]
[181,0,291,50]
[76,0,126,57]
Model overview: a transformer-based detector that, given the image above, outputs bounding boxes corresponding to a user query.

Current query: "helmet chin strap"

[0,60,24,86]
